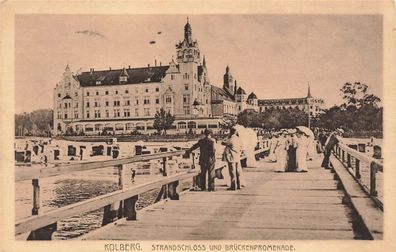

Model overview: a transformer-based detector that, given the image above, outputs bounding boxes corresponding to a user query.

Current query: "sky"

[15,14,382,113]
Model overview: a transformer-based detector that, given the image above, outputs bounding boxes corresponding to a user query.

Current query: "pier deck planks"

[81,158,356,240]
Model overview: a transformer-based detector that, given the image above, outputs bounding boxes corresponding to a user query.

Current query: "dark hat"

[204,128,212,135]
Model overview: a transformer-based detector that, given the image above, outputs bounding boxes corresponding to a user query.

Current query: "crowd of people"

[185,126,346,192]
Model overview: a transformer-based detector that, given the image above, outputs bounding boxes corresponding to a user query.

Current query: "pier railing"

[333,142,383,209]
[15,150,203,239]
[15,139,269,240]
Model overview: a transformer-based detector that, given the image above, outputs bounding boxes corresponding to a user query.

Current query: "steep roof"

[77,66,169,87]
[235,87,246,95]
[62,95,72,100]
[248,92,257,99]
[211,85,234,102]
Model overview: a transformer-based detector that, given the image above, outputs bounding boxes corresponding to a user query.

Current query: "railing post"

[124,195,139,220]
[370,162,378,197]
[32,179,40,215]
[342,149,345,163]
[168,180,180,200]
[355,159,361,179]
[162,157,168,199]
[347,153,351,167]
[28,178,57,240]
[103,164,124,225]
[162,157,167,176]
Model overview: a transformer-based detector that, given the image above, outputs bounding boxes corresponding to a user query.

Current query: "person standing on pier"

[222,127,242,190]
[275,130,288,172]
[295,130,309,172]
[321,128,344,169]
[186,129,216,191]
[286,130,298,172]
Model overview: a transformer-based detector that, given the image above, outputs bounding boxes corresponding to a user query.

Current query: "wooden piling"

[32,179,40,215]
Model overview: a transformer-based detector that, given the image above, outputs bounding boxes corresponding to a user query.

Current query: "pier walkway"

[81,158,358,240]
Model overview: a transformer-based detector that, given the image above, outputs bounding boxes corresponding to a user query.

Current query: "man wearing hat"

[321,128,344,169]
[186,129,216,191]
[221,127,242,190]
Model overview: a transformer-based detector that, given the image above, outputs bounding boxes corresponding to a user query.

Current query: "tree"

[153,108,175,135]
[340,82,380,109]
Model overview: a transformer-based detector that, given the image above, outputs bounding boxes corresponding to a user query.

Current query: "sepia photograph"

[1,0,396,251]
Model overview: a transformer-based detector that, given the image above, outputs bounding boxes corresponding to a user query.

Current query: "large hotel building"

[54,19,324,135]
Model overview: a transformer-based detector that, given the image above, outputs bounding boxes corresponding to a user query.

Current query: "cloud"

[74,30,106,38]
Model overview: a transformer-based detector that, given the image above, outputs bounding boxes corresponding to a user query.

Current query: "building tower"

[223,66,235,95]
[174,18,210,117]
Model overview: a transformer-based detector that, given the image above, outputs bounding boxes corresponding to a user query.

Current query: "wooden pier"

[81,158,357,240]
[15,141,383,240]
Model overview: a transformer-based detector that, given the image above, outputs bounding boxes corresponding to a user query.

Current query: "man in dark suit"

[186,129,216,191]
[321,128,344,169]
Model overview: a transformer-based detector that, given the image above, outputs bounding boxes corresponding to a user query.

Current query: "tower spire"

[307,82,312,98]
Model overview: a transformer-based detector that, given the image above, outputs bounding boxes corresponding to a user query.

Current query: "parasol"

[296,126,314,138]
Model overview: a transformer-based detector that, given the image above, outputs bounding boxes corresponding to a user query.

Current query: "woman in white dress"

[295,130,309,172]
[306,135,316,161]
[275,131,288,172]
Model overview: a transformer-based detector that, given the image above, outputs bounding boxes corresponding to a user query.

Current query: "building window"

[64,103,68,108]
[155,87,159,92]
[183,94,190,104]
[135,108,139,117]
[119,76,127,83]
[144,97,150,105]
[74,111,79,118]
[105,100,109,107]
[94,110,101,118]
[145,88,149,93]
[86,112,90,118]
[114,100,120,106]
[144,108,150,116]
[184,84,189,91]
[57,112,61,119]
[105,110,109,118]
[105,90,109,95]
[166,97,172,103]
[86,92,89,96]
[115,90,118,95]
[183,106,190,115]
[75,92,78,97]
[96,91,99,95]
[125,99,130,106]
[124,109,130,117]
[86,102,90,107]
[64,113,68,119]
[96,81,101,85]
[94,100,100,107]
[58,93,61,98]
[155,97,160,104]
[171,75,175,80]
[136,99,139,105]
[114,109,120,117]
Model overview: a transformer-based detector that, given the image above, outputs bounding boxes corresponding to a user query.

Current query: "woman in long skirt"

[286,131,297,172]
[275,131,288,172]
[296,131,309,172]
[306,135,316,161]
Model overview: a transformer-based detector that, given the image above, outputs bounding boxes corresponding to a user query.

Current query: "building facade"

[54,19,324,135]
